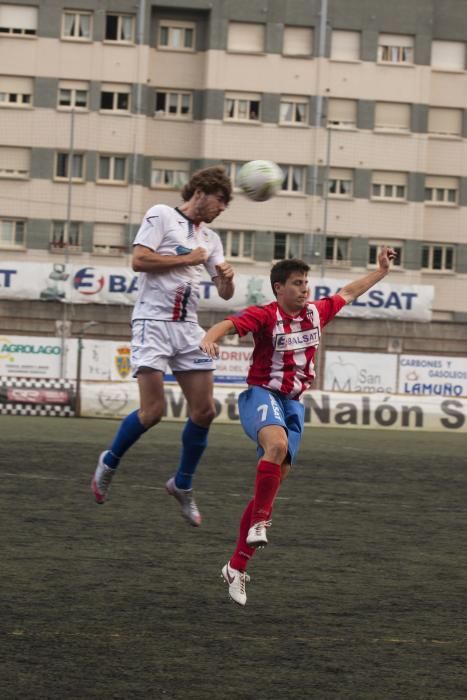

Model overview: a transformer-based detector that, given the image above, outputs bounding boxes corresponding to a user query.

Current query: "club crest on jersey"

[275,328,320,352]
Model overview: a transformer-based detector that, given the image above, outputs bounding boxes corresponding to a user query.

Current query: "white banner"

[0,334,76,378]
[0,262,434,321]
[80,383,467,432]
[398,354,467,397]
[324,351,398,393]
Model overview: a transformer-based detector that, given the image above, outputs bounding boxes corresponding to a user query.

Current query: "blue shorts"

[238,386,305,465]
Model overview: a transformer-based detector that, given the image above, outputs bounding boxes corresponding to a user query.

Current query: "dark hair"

[270,258,310,296]
[181,166,233,204]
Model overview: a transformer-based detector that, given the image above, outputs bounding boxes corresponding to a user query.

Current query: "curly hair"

[181,165,233,204]
[270,258,310,296]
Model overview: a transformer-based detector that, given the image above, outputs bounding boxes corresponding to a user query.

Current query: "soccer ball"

[238,160,283,202]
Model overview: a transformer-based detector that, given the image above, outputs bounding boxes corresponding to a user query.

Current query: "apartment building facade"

[1,0,467,353]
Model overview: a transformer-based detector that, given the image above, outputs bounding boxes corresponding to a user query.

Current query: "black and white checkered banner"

[0,377,76,416]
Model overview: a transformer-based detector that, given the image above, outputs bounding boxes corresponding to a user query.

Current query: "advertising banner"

[398,354,467,397]
[80,383,466,432]
[0,262,434,321]
[0,334,76,378]
[324,351,398,393]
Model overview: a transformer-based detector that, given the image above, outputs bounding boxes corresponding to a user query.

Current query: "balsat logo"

[73,267,105,295]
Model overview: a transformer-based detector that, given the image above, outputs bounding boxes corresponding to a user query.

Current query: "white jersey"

[131,204,225,323]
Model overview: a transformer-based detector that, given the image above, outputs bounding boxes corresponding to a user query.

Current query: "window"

[93,223,126,256]
[279,96,308,125]
[422,244,454,271]
[378,34,414,64]
[57,80,89,110]
[279,165,305,193]
[372,171,407,201]
[0,5,37,36]
[227,22,264,52]
[424,176,458,205]
[100,84,131,112]
[62,11,92,40]
[105,13,134,43]
[151,160,189,189]
[431,40,465,71]
[331,30,360,61]
[325,237,350,265]
[155,90,192,119]
[51,221,82,251]
[283,26,312,56]
[0,76,33,107]
[369,242,402,267]
[158,20,195,51]
[97,155,127,184]
[219,230,254,259]
[224,93,261,121]
[327,168,352,197]
[375,102,410,131]
[327,98,357,128]
[0,219,25,247]
[428,107,462,137]
[55,152,84,181]
[223,161,247,189]
[0,146,30,179]
[274,233,303,260]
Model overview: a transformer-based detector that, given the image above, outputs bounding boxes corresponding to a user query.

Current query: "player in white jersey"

[91,166,235,525]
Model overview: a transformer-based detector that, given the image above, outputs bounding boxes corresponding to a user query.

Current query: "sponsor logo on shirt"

[175,245,192,255]
[275,328,320,352]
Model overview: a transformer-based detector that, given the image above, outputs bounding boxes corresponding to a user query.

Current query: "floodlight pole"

[59,107,76,379]
[309,0,329,261]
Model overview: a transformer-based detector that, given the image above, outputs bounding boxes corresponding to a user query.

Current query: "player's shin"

[174,418,209,489]
[230,498,256,572]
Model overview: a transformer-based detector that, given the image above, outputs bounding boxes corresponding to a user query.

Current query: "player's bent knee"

[267,440,288,465]
[190,404,216,426]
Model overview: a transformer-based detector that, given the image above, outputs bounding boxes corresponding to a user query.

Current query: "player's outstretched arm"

[338,246,397,304]
[213,262,235,300]
[200,319,237,358]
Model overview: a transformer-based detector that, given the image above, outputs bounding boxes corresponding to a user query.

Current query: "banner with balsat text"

[0,261,433,321]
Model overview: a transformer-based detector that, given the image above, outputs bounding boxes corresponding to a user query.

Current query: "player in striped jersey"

[91,166,235,526]
[200,246,396,605]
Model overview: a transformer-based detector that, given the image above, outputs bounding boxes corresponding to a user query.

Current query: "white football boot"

[221,562,250,607]
[165,477,202,527]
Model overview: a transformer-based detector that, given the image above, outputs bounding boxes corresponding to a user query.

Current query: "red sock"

[230,499,256,572]
[251,460,281,525]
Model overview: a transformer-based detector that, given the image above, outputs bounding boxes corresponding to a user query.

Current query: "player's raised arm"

[212,262,235,300]
[132,244,208,273]
[338,246,397,304]
[200,319,237,358]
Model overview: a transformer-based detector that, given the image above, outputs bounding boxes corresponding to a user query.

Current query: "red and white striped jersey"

[228,296,346,399]
[131,204,225,323]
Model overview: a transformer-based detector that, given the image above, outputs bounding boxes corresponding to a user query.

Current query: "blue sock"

[174,419,209,490]
[103,410,147,469]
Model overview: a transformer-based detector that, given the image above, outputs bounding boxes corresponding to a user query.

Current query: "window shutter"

[375,102,410,129]
[431,40,465,70]
[428,107,462,135]
[0,4,38,29]
[283,27,312,55]
[228,22,264,52]
[331,30,360,60]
